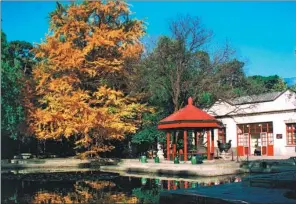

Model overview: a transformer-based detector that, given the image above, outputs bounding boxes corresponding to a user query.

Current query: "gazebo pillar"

[195,131,198,148]
[207,130,211,160]
[184,130,188,161]
[166,132,171,160]
[173,132,177,159]
[211,129,215,155]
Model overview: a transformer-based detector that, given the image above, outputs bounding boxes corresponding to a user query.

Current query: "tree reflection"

[31,180,138,204]
[2,173,244,204]
[132,179,161,204]
[131,175,244,203]
[32,192,72,204]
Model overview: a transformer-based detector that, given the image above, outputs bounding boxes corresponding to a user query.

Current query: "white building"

[207,89,296,156]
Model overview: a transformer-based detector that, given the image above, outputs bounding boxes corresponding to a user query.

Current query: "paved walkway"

[100,159,244,177]
[3,156,295,176]
[100,156,296,177]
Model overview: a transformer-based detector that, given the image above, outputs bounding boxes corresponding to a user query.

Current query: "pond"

[2,170,245,203]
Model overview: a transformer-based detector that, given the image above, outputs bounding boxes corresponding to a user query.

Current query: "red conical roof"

[158,97,221,130]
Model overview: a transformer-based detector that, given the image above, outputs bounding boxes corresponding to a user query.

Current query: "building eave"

[215,108,296,119]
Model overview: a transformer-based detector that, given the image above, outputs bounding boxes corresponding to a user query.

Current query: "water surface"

[2,170,244,203]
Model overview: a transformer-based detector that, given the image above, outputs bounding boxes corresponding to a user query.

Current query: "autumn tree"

[27,1,151,158]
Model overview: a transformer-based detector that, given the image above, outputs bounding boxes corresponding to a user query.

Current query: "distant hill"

[284,77,296,86]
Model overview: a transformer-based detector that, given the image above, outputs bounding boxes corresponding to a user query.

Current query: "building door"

[237,122,273,156]
[260,132,267,155]
[251,133,260,155]
[243,133,250,155]
[238,133,249,156]
[237,133,244,156]
[267,133,274,156]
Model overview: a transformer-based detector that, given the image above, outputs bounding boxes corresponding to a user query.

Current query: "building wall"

[218,111,296,156]
[208,90,296,116]
[207,90,296,156]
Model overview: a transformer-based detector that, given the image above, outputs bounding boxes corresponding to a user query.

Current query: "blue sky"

[1,1,296,78]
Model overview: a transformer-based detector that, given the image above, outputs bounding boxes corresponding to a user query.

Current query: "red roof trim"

[158,122,221,129]
[158,97,221,130]
[159,120,218,125]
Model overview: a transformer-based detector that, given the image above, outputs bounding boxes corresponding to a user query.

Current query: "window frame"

[286,123,296,145]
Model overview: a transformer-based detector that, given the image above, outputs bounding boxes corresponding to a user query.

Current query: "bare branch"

[169,14,213,52]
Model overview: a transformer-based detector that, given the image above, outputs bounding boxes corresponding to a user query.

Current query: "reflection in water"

[1,171,243,203]
[32,184,138,204]
[32,192,72,204]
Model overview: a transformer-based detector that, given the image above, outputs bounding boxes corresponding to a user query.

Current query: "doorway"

[251,133,260,155]
[237,122,274,156]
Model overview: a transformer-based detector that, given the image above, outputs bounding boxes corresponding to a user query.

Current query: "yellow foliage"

[26,0,152,157]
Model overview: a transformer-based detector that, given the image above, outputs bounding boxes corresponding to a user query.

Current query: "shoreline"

[2,157,296,177]
[100,159,246,177]
[2,157,246,177]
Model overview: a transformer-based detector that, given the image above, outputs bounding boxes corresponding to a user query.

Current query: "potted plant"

[174,154,180,164]
[154,155,160,163]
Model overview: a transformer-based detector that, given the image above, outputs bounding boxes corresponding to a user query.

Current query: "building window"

[286,123,296,145]
[218,128,226,143]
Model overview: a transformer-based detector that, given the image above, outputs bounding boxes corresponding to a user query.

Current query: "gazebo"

[158,97,221,161]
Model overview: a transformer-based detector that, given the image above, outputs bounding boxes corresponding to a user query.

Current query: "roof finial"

[188,97,193,105]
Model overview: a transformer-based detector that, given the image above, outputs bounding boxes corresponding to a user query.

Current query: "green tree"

[131,112,166,154]
[190,57,246,108]
[130,15,245,153]
[290,84,296,92]
[245,75,287,95]
[1,31,34,140]
[136,16,246,112]
[7,40,35,75]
